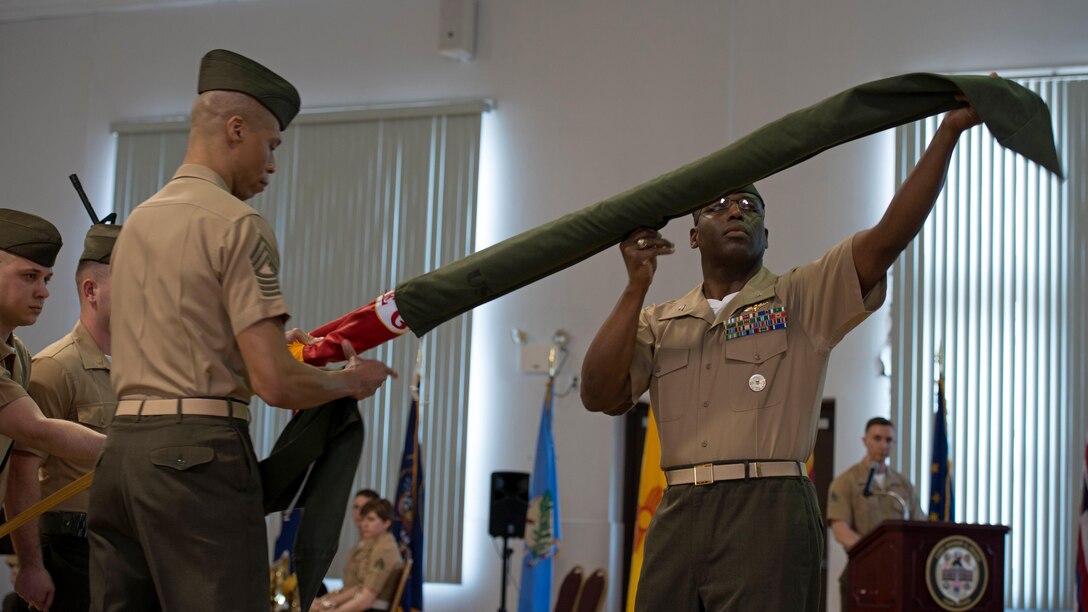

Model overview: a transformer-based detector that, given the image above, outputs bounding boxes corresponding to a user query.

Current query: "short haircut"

[865,417,894,432]
[360,498,394,523]
[355,488,380,501]
[75,260,108,286]
[191,90,278,136]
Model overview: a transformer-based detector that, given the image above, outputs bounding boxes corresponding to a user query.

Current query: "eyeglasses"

[701,195,763,217]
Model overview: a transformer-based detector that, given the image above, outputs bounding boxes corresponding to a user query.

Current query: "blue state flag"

[393,381,425,612]
[928,377,954,521]
[273,508,302,573]
[518,378,561,612]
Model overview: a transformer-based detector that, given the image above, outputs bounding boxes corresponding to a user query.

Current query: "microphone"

[862,461,879,497]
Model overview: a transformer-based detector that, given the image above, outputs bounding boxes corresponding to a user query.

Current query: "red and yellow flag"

[626,408,667,612]
[288,290,409,365]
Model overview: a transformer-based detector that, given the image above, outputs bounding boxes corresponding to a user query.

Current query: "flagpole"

[499,537,512,612]
[518,361,561,612]
[412,339,423,401]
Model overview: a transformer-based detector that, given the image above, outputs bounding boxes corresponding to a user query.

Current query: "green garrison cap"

[716,183,762,205]
[198,49,301,130]
[736,183,761,202]
[0,209,62,267]
[80,224,122,264]
[706,183,762,205]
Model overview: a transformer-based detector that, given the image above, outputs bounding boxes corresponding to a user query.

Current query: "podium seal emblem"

[925,535,988,611]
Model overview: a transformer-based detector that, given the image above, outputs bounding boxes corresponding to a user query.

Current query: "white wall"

[2,1,1087,610]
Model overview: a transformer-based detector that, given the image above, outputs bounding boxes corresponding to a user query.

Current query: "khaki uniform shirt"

[629,235,886,468]
[826,459,925,539]
[18,322,115,512]
[0,333,30,405]
[110,164,289,402]
[0,334,31,507]
[343,531,403,602]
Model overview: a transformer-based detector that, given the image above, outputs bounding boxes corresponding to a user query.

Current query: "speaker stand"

[498,534,512,612]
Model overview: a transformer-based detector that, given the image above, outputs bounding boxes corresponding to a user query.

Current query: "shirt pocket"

[75,401,114,432]
[651,347,690,422]
[723,329,788,412]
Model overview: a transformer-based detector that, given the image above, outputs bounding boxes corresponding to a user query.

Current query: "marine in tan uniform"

[87,50,396,611]
[827,417,923,609]
[0,210,106,610]
[827,417,924,549]
[5,224,121,612]
[581,102,983,611]
[312,498,403,612]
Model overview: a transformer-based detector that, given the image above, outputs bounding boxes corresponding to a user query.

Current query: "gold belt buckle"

[693,463,714,486]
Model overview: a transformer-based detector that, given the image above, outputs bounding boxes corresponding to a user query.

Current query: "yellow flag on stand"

[626,408,667,611]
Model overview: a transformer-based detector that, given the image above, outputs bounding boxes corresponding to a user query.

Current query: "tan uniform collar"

[660,266,780,327]
[659,284,716,325]
[720,267,779,320]
[0,334,14,362]
[71,321,110,372]
[172,164,231,193]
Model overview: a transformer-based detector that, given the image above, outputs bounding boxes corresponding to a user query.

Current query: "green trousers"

[88,415,267,612]
[635,476,824,612]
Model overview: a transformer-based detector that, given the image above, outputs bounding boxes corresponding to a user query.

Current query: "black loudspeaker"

[488,471,530,538]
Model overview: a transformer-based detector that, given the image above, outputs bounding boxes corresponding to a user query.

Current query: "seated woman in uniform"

[311,497,404,612]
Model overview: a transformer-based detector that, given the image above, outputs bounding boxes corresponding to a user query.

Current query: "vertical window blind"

[112,101,488,583]
[890,73,1086,609]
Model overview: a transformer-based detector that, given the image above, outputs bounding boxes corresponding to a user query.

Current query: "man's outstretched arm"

[238,317,398,410]
[853,103,983,295]
[0,396,104,460]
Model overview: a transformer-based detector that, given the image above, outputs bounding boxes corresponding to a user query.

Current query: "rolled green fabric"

[396,73,1061,336]
[260,398,364,611]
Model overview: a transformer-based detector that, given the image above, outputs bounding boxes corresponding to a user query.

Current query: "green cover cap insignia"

[198,49,301,130]
[80,224,122,264]
[0,209,62,267]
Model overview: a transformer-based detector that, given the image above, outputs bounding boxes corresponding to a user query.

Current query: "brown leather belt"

[665,460,805,486]
[115,398,250,422]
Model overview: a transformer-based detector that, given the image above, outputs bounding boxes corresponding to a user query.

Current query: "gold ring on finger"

[637,238,648,249]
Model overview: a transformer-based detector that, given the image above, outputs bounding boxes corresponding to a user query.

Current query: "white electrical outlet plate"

[519,345,551,374]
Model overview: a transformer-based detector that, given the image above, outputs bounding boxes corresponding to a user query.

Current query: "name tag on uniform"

[724,306,788,340]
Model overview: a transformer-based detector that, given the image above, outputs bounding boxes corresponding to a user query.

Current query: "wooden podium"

[845,520,1009,611]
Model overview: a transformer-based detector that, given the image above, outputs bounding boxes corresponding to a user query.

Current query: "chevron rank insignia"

[249,235,282,299]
